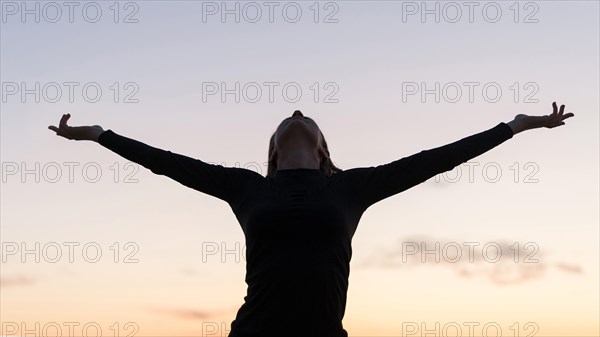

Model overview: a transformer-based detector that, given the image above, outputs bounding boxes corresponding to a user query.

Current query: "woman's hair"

[267,119,342,178]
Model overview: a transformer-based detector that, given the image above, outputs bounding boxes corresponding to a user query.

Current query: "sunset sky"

[1,1,598,336]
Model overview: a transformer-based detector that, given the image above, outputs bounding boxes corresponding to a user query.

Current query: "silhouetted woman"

[48,102,574,337]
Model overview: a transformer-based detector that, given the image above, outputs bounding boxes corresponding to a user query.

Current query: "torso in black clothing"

[97,122,513,337]
[228,168,363,337]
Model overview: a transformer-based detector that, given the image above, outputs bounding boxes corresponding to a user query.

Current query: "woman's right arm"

[48,114,263,204]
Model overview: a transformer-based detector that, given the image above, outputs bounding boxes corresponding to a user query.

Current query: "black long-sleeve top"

[97,122,514,337]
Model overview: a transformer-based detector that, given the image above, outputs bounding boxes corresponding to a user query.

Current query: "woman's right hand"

[48,113,105,142]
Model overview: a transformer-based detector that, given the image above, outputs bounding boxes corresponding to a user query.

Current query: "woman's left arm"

[342,101,575,209]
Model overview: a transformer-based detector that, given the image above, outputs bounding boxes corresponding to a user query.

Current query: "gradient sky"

[1,1,598,336]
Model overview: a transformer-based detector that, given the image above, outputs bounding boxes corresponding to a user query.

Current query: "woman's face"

[274,112,322,152]
[271,111,330,170]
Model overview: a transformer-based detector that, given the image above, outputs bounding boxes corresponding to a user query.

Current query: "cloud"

[148,305,239,321]
[0,274,36,287]
[555,262,583,274]
[149,307,213,320]
[180,268,203,277]
[354,235,583,285]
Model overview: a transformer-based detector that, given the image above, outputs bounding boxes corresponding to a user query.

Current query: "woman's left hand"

[510,101,575,134]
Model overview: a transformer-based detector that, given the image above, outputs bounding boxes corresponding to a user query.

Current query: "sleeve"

[340,122,514,209]
[97,129,263,204]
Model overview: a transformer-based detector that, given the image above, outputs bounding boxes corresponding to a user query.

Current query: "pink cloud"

[0,274,36,287]
[149,307,214,320]
[355,235,583,285]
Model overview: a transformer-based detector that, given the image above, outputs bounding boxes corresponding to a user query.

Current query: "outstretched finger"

[559,104,565,117]
[552,102,557,115]
[59,113,70,128]
[48,125,58,133]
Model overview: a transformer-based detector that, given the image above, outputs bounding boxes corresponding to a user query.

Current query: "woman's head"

[267,110,341,177]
